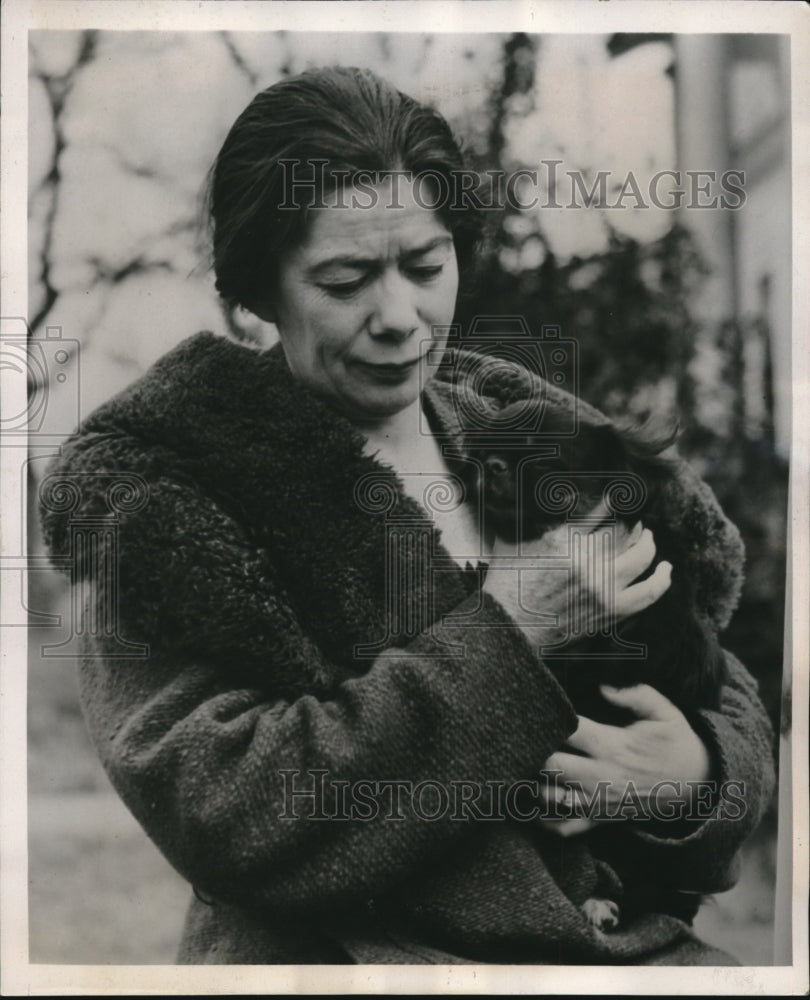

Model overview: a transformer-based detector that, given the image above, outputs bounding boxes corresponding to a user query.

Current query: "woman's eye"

[407,265,444,282]
[320,278,366,298]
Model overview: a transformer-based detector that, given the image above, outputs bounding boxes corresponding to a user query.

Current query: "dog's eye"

[484,457,510,477]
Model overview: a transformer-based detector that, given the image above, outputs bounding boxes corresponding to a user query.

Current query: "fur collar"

[44,331,743,686]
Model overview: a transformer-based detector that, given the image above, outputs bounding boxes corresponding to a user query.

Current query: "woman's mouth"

[354,357,422,382]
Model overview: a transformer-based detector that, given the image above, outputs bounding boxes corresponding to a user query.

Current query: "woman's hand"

[482,513,672,652]
[539,683,714,837]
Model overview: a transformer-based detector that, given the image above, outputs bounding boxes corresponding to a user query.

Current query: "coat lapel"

[158,335,475,669]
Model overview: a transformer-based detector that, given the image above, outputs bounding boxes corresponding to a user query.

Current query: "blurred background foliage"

[25,29,789,964]
[452,33,789,735]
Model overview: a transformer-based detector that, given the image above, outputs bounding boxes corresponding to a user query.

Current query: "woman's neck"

[359,392,488,568]
[359,396,427,466]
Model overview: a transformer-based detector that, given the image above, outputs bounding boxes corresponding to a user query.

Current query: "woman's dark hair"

[208,66,483,315]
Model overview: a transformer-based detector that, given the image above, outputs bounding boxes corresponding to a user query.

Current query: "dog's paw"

[582,897,620,932]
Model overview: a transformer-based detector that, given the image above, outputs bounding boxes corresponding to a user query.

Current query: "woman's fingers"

[616,559,672,618]
[564,715,618,757]
[563,691,681,773]
[568,524,670,627]
[538,816,598,838]
[613,526,657,587]
[599,683,681,721]
[491,518,671,643]
[541,753,621,816]
[543,751,606,792]
[614,519,644,556]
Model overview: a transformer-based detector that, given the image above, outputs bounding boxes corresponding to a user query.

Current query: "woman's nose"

[368,273,420,341]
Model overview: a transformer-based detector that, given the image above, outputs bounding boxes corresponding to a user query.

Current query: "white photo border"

[1,1,808,995]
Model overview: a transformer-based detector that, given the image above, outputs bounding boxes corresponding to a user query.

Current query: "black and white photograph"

[1,0,808,994]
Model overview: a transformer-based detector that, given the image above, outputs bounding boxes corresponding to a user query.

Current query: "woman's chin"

[348,387,421,421]
[335,372,424,422]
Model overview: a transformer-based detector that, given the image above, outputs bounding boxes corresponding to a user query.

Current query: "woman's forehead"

[295,183,453,269]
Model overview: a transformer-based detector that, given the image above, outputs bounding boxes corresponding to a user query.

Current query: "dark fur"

[466,405,728,726]
[466,405,736,932]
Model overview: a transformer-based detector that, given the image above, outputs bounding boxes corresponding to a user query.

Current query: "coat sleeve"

[623,649,776,893]
[79,599,576,918]
[50,452,579,919]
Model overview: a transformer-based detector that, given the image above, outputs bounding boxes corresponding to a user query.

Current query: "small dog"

[465,403,730,932]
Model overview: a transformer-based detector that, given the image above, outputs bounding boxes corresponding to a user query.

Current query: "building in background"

[675,33,791,459]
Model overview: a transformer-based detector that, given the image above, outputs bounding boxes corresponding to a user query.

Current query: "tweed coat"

[40,332,775,965]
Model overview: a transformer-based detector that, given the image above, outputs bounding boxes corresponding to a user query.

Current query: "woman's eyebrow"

[306,255,378,277]
[400,235,454,260]
[306,236,453,277]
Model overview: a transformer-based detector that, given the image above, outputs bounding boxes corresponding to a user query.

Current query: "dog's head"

[466,403,678,542]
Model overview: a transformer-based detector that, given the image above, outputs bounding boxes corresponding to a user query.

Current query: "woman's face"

[264,176,459,425]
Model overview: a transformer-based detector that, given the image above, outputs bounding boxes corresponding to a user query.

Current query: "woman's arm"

[628,649,776,891]
[80,595,573,916]
[62,462,578,920]
[541,650,776,893]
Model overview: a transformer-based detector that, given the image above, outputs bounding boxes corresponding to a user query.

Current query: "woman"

[41,66,774,965]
